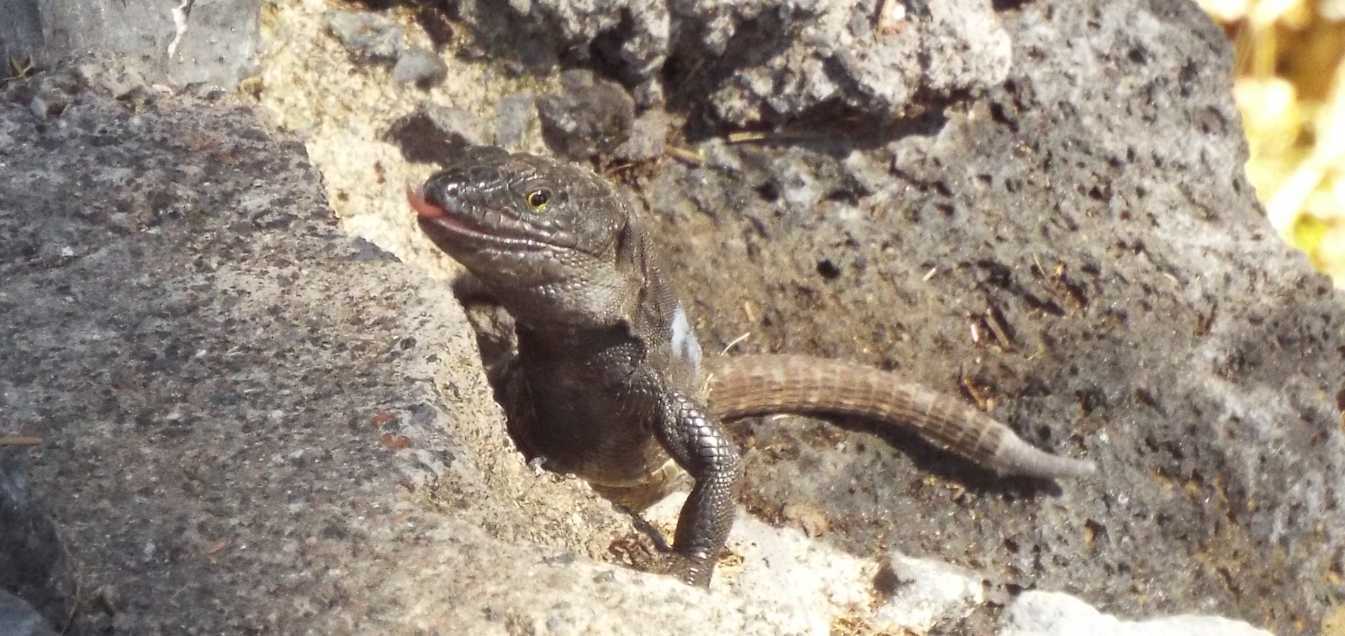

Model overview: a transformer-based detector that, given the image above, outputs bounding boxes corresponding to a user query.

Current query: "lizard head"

[409,147,647,329]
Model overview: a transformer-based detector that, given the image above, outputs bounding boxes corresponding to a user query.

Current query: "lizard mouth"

[407,184,546,250]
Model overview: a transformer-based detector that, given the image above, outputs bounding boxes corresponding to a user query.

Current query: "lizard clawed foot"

[667,552,714,588]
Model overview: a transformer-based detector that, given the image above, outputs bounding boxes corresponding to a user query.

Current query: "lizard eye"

[525,189,551,212]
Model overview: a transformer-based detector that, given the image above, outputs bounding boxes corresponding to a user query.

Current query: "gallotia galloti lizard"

[407,147,1095,587]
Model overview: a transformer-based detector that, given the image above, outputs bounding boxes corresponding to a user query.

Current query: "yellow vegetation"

[1200,0,1345,287]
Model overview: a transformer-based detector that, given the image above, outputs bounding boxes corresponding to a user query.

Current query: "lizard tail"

[703,354,1096,479]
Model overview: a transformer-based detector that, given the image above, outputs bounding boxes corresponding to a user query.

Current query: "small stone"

[26,72,82,120]
[780,501,830,537]
[536,70,635,160]
[184,83,228,101]
[841,149,892,197]
[324,11,403,63]
[348,237,395,262]
[392,47,447,87]
[613,109,669,163]
[95,584,124,614]
[28,94,65,120]
[495,93,540,153]
[76,62,149,101]
[872,553,984,633]
[815,258,842,280]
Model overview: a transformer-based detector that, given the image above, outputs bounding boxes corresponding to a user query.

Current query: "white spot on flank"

[670,303,703,373]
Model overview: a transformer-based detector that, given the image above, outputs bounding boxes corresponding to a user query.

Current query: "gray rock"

[0,590,57,636]
[635,1,1343,634]
[27,89,69,120]
[689,0,1010,125]
[0,77,470,632]
[6,0,1342,633]
[536,69,636,159]
[324,9,403,63]
[0,64,841,634]
[391,46,448,86]
[1001,591,1274,636]
[73,58,152,100]
[0,0,260,88]
[448,0,1007,124]
[385,104,495,164]
[614,108,670,163]
[453,0,668,98]
[495,92,541,152]
[0,454,72,631]
[871,553,984,631]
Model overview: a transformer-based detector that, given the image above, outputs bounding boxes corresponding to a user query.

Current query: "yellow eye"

[526,189,551,211]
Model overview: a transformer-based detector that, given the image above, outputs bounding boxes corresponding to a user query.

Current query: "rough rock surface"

[0,589,57,636]
[0,0,261,88]
[436,0,1340,632]
[449,0,1009,124]
[536,69,637,160]
[391,46,448,86]
[636,1,1345,632]
[1,60,1034,635]
[0,456,68,635]
[1001,591,1273,636]
[2,0,1343,634]
[325,9,405,63]
[0,70,653,633]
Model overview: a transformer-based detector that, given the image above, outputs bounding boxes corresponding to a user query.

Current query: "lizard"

[406,146,1096,588]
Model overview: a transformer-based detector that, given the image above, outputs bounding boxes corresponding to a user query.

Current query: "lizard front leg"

[650,385,743,588]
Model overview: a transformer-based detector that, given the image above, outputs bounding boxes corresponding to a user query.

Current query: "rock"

[495,92,542,153]
[448,0,1008,125]
[452,0,669,99]
[385,104,495,164]
[536,69,636,159]
[0,454,72,630]
[633,1,1342,634]
[0,78,475,632]
[872,554,984,633]
[0,0,260,88]
[0,590,57,636]
[73,59,152,101]
[8,0,1342,634]
[1001,591,1274,636]
[324,10,403,63]
[690,0,1010,125]
[27,91,68,121]
[613,108,669,163]
[391,46,448,86]
[779,501,829,537]
[0,65,840,634]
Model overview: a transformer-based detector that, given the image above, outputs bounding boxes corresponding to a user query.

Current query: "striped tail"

[703,354,1095,479]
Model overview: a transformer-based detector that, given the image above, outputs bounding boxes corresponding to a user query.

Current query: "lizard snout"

[406,183,446,220]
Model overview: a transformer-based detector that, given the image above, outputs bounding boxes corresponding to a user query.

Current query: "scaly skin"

[704,355,1093,478]
[409,147,1095,587]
